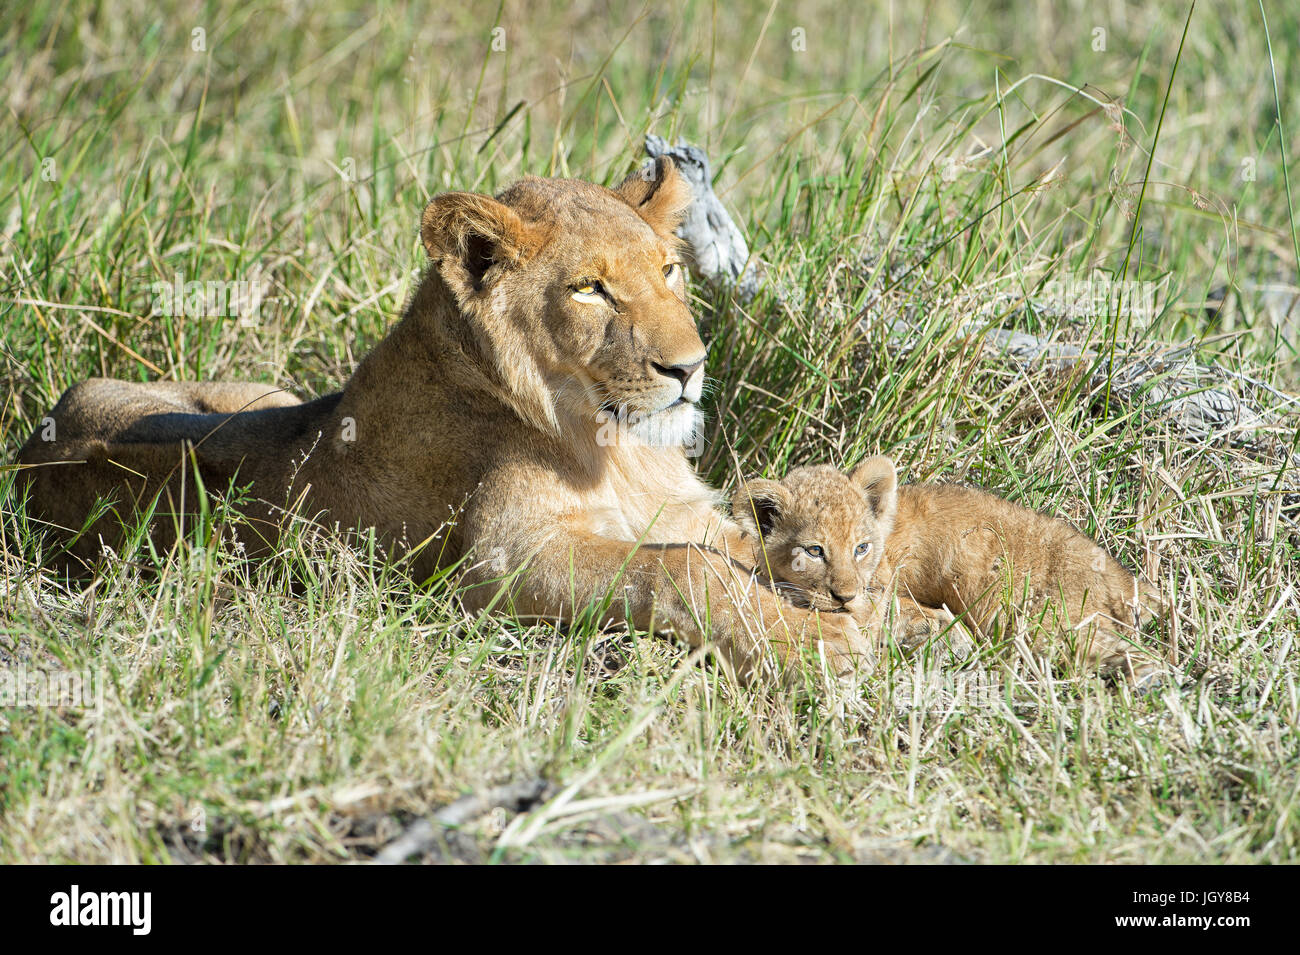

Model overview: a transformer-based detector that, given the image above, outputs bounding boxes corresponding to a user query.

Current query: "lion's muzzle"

[650,356,706,404]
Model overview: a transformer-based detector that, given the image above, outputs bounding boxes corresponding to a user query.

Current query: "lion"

[732,457,1166,677]
[16,158,868,684]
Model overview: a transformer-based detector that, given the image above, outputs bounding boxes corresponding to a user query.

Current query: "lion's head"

[419,158,707,447]
[733,458,899,613]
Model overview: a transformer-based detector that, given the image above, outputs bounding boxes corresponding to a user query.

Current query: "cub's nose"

[829,588,857,608]
[651,357,706,402]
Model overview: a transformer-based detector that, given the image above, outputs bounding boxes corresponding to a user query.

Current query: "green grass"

[1,0,1298,863]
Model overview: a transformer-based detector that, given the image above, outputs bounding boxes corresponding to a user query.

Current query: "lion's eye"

[855,542,872,559]
[804,545,824,559]
[572,279,607,303]
[663,263,681,281]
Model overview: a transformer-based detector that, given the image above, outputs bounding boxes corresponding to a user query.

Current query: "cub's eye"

[663,263,681,281]
[572,279,607,303]
[804,545,825,559]
[854,542,872,559]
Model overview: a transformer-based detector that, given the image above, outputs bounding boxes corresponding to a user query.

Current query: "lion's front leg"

[853,594,975,663]
[459,525,871,684]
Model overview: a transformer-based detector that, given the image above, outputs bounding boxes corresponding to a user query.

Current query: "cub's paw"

[809,610,876,678]
[897,605,973,657]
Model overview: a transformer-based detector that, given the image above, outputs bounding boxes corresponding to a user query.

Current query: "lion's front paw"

[757,607,876,685]
[897,604,974,661]
[809,610,876,677]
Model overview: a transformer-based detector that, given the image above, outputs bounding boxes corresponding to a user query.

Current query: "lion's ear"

[850,456,898,525]
[420,192,536,291]
[732,478,792,540]
[613,156,694,235]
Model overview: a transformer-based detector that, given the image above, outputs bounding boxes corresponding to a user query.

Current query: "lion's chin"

[595,401,702,451]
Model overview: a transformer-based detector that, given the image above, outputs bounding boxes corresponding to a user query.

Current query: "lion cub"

[732,458,1162,676]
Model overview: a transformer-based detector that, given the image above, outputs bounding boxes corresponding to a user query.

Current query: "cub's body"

[733,459,1162,676]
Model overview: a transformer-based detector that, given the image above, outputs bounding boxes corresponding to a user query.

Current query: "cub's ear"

[614,155,694,235]
[420,192,538,292]
[732,478,792,540]
[850,456,898,523]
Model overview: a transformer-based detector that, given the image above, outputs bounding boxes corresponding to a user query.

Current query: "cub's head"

[419,158,705,445]
[732,457,898,613]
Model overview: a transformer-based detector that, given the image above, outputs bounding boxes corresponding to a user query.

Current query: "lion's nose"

[830,588,856,607]
[651,357,706,401]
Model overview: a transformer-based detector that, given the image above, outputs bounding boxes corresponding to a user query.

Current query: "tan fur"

[733,458,1165,677]
[17,159,868,683]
